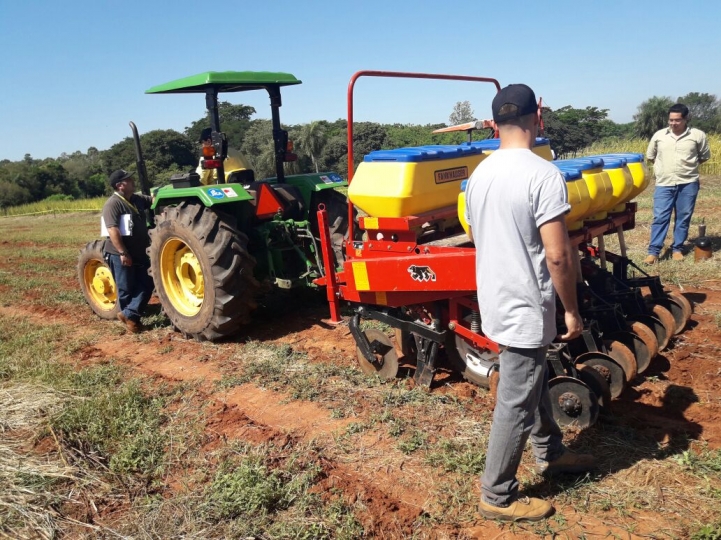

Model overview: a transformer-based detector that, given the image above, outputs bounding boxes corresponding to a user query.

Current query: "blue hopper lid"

[364,144,484,162]
[556,167,582,181]
[599,157,626,169]
[461,179,468,192]
[556,157,605,171]
[595,153,643,163]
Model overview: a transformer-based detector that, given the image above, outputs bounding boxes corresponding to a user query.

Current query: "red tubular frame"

[315,204,342,322]
[345,71,501,246]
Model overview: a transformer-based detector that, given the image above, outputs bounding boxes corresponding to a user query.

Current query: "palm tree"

[296,121,326,173]
[633,96,674,139]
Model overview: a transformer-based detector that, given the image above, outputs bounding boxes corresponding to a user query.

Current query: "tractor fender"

[151,183,254,211]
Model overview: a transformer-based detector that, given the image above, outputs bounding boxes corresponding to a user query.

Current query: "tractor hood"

[145,71,302,94]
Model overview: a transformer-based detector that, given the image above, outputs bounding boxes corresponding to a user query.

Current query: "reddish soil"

[2,269,721,537]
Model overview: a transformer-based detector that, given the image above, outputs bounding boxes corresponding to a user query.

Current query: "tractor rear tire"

[78,239,120,320]
[148,202,258,341]
[311,189,358,268]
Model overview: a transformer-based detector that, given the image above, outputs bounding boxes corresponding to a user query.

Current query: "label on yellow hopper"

[352,262,370,291]
[434,166,468,184]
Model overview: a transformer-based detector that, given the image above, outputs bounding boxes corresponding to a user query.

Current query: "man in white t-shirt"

[464,84,596,522]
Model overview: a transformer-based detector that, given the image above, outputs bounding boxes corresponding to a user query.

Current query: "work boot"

[534,449,597,477]
[643,254,658,265]
[117,312,141,334]
[478,496,554,522]
[672,251,684,261]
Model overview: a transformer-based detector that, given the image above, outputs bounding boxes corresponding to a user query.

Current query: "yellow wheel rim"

[160,238,205,317]
[84,260,117,311]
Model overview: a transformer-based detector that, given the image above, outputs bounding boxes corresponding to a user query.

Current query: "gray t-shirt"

[464,148,570,347]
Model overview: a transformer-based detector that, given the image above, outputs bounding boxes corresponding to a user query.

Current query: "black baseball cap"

[492,84,538,123]
[108,169,133,188]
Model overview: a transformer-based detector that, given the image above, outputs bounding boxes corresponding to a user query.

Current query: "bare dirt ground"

[1,218,721,537]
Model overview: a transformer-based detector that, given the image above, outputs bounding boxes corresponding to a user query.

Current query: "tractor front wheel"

[77,239,119,320]
[148,202,258,341]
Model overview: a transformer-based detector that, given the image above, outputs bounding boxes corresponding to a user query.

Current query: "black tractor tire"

[78,239,120,320]
[148,202,258,341]
[311,189,359,268]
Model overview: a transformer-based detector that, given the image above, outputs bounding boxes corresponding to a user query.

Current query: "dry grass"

[0,383,112,539]
[583,134,721,176]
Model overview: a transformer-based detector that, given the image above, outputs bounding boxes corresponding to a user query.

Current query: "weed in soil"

[51,379,168,479]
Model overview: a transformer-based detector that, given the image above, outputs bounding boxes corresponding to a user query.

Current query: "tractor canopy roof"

[145,71,302,94]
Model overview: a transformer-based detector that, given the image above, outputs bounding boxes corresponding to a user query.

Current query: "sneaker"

[672,251,684,261]
[534,449,597,477]
[643,254,658,265]
[478,496,553,522]
[117,312,141,334]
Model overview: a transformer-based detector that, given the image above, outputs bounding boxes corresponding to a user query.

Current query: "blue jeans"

[107,254,154,322]
[480,346,564,506]
[648,182,699,256]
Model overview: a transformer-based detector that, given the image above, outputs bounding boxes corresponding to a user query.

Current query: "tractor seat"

[226,169,256,186]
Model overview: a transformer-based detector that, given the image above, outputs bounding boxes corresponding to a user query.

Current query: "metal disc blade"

[667,291,693,321]
[649,304,676,349]
[663,296,689,334]
[446,331,499,389]
[608,330,651,375]
[628,320,659,367]
[548,376,599,429]
[577,365,612,414]
[629,314,668,352]
[356,328,399,380]
[575,351,627,399]
[603,339,638,382]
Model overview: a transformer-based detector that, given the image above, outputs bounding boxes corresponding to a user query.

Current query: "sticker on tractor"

[434,166,468,184]
[208,188,225,199]
[221,187,238,198]
[320,173,344,184]
[408,265,437,282]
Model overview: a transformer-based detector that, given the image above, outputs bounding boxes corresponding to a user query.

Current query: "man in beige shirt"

[644,103,711,264]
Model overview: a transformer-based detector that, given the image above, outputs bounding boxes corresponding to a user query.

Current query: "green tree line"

[1,92,719,209]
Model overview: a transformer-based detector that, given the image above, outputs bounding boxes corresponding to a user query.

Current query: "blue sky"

[1,0,719,161]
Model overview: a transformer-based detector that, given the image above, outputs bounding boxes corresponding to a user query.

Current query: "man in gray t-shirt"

[465,84,595,522]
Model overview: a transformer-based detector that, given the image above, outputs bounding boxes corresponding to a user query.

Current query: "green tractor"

[77,71,352,340]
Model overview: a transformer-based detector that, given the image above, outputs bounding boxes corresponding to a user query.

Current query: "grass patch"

[198,442,363,539]
[51,379,168,479]
[218,341,381,406]
[0,316,75,384]
[0,197,105,217]
[693,521,721,540]
[675,446,721,476]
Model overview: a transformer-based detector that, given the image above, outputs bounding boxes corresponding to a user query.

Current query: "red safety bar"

[345,71,502,247]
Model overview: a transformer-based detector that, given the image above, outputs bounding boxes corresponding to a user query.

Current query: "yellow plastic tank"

[458,181,470,236]
[349,145,486,218]
[458,167,590,234]
[600,158,634,213]
[595,153,648,201]
[556,158,613,221]
[561,169,591,231]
